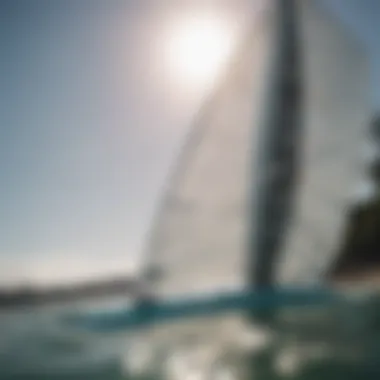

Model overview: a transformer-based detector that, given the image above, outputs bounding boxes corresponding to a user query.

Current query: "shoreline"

[0,277,138,309]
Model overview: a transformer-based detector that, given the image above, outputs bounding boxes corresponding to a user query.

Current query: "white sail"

[278,0,370,284]
[143,0,369,298]
[143,3,277,298]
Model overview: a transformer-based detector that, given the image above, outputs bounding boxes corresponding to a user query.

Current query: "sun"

[165,14,234,89]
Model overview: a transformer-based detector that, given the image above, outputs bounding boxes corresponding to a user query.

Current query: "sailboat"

[69,3,370,370]
[59,0,373,378]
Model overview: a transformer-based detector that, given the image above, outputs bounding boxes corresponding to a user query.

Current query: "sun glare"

[166,14,234,89]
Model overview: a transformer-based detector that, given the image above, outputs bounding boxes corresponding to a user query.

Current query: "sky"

[0,0,379,287]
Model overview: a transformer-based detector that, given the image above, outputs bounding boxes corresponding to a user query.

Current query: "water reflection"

[124,291,380,380]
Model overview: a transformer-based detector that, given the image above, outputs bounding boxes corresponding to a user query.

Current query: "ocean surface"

[2,290,380,380]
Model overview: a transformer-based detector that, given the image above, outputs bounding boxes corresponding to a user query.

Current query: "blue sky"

[0,0,379,286]
[322,0,380,107]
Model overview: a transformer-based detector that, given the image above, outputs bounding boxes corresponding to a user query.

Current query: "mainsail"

[142,0,369,299]
[277,0,369,284]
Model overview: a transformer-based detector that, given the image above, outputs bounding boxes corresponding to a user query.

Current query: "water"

[0,297,131,379]
[1,290,380,379]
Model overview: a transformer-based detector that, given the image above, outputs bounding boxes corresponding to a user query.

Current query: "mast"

[249,0,302,290]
